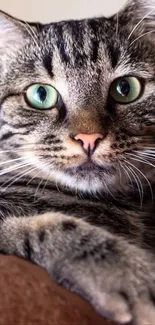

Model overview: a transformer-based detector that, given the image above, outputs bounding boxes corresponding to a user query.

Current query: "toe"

[94,292,132,324]
[133,295,155,325]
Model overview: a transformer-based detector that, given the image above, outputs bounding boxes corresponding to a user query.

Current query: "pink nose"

[74,133,104,153]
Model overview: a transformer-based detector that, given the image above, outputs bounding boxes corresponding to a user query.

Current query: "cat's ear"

[117,0,155,39]
[0,11,26,49]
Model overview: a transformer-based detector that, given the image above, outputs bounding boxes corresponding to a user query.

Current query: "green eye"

[26,84,58,109]
[110,76,142,104]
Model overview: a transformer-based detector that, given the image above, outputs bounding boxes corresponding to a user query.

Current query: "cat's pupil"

[117,80,130,97]
[37,86,47,102]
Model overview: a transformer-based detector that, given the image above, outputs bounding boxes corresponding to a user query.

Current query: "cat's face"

[1,0,155,195]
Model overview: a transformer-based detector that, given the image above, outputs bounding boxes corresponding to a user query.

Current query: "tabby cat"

[1,0,155,323]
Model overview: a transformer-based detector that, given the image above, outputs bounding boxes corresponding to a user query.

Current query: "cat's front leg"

[1,212,155,325]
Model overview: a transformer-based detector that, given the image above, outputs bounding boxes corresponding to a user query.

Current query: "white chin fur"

[48,169,116,194]
[33,159,117,194]
[50,170,103,193]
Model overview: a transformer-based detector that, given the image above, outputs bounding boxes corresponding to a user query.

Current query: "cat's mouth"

[65,160,115,175]
[34,154,118,193]
[55,159,118,193]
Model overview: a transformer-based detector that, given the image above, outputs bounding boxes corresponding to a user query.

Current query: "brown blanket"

[0,255,114,325]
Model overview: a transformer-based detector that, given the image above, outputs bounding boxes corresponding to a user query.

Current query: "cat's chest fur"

[0,179,154,249]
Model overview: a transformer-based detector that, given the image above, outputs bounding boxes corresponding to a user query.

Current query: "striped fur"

[1,1,155,323]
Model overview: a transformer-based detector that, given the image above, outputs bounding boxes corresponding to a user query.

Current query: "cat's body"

[1,0,155,323]
[0,176,154,244]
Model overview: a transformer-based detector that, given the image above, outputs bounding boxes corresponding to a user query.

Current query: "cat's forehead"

[37,17,153,78]
[7,15,155,97]
[30,17,122,94]
[42,17,120,69]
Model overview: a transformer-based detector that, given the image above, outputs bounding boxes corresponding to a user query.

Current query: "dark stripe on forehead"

[51,19,102,67]
[106,41,121,68]
[47,17,122,69]
[69,20,86,67]
[53,24,70,64]
[87,19,100,63]
[91,40,99,63]
[42,53,54,78]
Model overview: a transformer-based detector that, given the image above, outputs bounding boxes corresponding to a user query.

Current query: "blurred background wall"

[0,0,127,22]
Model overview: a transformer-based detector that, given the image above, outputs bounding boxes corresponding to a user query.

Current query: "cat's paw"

[92,286,155,325]
[91,291,133,324]
[62,240,155,325]
[85,248,155,325]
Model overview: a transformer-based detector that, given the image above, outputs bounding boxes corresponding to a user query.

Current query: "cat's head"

[0,0,155,195]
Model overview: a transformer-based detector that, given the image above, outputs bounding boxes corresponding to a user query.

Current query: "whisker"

[0,160,32,176]
[33,162,51,199]
[138,150,155,156]
[40,171,51,196]
[0,156,28,166]
[141,147,155,150]
[26,170,41,186]
[34,178,45,199]
[55,177,66,196]
[1,165,38,192]
[119,161,134,188]
[126,153,155,167]
[102,177,118,201]
[25,21,38,41]
[18,21,39,48]
[128,8,155,40]
[116,13,119,37]
[26,160,48,186]
[136,152,155,160]
[129,30,155,46]
[125,159,153,201]
[123,160,144,207]
[137,149,155,154]
[117,162,123,186]
[0,162,34,187]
